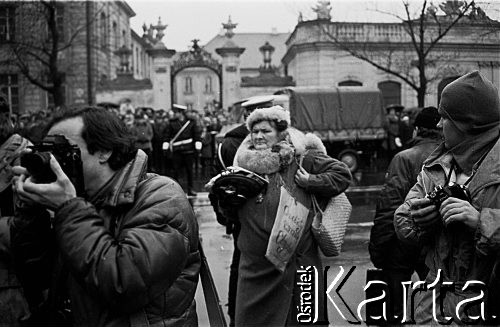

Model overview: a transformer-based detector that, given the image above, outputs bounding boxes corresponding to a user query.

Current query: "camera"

[426,183,471,206]
[20,135,85,196]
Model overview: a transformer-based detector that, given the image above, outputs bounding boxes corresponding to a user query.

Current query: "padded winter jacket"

[369,136,441,272]
[10,150,200,326]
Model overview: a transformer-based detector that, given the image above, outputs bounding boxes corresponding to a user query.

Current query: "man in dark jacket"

[369,106,442,324]
[11,107,200,326]
[164,104,202,196]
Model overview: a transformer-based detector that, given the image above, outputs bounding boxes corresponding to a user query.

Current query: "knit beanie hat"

[246,105,290,132]
[439,70,500,135]
[414,106,440,130]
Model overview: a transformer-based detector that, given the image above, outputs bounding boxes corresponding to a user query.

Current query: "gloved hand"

[195,141,202,151]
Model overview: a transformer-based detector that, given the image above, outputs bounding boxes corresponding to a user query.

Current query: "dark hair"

[47,107,137,170]
[416,127,442,140]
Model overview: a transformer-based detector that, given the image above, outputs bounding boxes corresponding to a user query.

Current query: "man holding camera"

[394,71,500,324]
[11,107,200,326]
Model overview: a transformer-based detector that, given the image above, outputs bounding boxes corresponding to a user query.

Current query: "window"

[112,21,118,49]
[378,81,401,107]
[0,5,15,42]
[135,47,139,75]
[99,13,107,48]
[184,76,193,94]
[0,74,19,114]
[204,76,213,94]
[338,80,363,86]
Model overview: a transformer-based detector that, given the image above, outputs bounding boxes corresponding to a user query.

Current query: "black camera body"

[426,183,471,206]
[21,135,85,196]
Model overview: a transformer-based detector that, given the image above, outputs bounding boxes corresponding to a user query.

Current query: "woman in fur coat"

[225,106,352,326]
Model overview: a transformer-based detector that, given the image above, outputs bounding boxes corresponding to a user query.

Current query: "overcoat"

[232,130,352,326]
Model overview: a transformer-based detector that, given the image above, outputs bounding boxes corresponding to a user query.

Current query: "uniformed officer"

[164,104,202,196]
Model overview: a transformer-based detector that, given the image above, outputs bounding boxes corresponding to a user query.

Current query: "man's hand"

[440,197,479,229]
[294,166,310,188]
[408,198,440,228]
[13,155,77,210]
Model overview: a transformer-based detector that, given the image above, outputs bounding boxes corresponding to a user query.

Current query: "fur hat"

[245,105,290,132]
[414,106,440,130]
[439,71,500,134]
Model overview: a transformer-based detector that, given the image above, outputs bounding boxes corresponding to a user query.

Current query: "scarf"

[449,126,500,175]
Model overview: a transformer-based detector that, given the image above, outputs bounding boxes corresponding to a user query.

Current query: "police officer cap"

[173,104,187,111]
[385,104,404,113]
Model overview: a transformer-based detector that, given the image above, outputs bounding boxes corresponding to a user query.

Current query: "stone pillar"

[216,42,245,110]
[148,44,176,110]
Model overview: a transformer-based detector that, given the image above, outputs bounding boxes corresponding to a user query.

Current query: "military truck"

[232,87,388,173]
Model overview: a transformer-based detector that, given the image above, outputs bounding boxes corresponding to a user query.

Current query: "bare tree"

[1,1,102,108]
[320,0,498,106]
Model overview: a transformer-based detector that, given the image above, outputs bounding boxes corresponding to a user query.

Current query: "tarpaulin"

[280,87,385,135]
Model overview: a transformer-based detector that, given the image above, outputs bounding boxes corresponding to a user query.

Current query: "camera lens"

[20,151,56,183]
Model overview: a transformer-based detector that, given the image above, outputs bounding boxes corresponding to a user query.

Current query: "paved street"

[193,192,376,327]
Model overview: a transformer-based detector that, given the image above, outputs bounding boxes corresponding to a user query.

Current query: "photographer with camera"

[10,107,200,326]
[394,71,500,324]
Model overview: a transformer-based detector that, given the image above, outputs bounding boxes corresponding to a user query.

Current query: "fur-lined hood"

[233,127,326,175]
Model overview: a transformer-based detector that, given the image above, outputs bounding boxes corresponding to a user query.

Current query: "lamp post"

[259,41,275,71]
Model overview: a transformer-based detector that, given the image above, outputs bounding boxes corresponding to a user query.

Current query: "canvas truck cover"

[275,87,386,141]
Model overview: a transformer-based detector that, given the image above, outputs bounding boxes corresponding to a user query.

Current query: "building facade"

[282,16,500,108]
[0,1,137,114]
[2,1,499,115]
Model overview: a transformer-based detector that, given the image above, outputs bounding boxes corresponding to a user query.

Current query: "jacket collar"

[406,135,442,148]
[423,133,500,194]
[90,150,148,207]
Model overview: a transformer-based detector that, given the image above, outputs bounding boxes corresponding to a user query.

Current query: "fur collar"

[234,128,327,174]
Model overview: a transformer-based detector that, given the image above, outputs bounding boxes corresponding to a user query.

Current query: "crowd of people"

[0,69,499,327]
[8,104,232,194]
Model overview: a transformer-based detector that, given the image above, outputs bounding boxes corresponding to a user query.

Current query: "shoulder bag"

[299,153,352,257]
[310,192,352,257]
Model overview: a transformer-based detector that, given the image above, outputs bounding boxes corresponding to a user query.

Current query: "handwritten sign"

[266,186,309,272]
